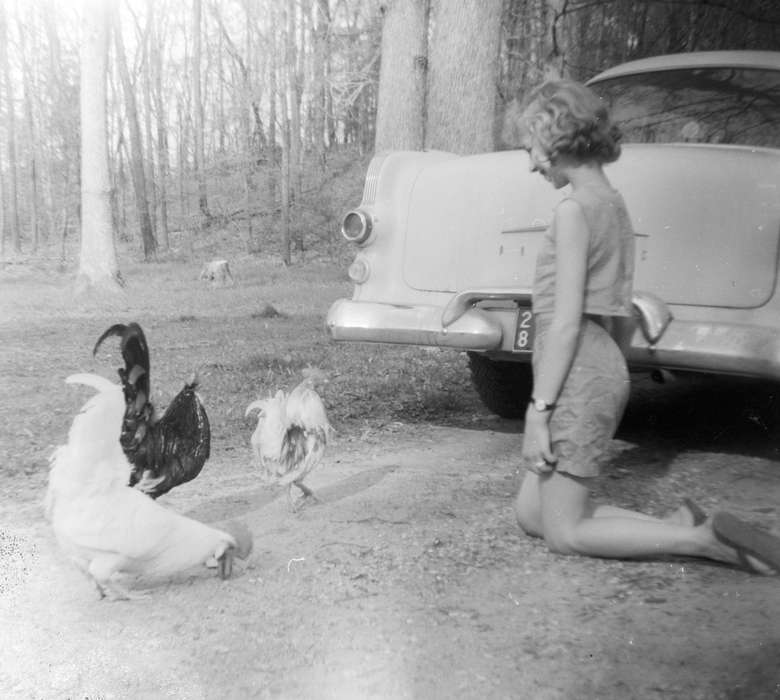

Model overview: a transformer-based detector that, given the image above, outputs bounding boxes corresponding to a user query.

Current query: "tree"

[149,0,170,250]
[425,0,503,153]
[0,0,21,253]
[373,0,429,152]
[17,14,42,252]
[76,0,123,296]
[192,0,210,224]
[311,0,331,170]
[112,0,157,260]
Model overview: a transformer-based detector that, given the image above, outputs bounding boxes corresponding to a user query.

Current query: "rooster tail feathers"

[65,372,118,394]
[93,322,151,401]
[48,372,131,501]
[92,323,129,356]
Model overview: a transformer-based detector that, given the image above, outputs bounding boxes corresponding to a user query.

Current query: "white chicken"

[245,368,332,511]
[45,373,252,600]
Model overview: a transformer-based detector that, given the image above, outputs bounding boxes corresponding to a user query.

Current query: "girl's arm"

[522,198,589,470]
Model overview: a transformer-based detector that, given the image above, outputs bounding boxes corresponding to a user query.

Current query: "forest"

[0,0,777,289]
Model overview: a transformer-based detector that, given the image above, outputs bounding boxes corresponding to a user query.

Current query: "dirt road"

[2,400,779,699]
[1,261,778,699]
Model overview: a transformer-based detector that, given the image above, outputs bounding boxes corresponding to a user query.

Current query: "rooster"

[45,373,252,600]
[245,368,332,511]
[92,322,210,498]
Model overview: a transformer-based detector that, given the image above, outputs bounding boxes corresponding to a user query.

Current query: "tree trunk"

[267,2,277,221]
[280,7,292,267]
[76,0,123,296]
[112,1,156,260]
[286,1,304,253]
[0,1,20,253]
[374,0,429,152]
[192,0,210,224]
[140,6,158,242]
[312,0,330,170]
[541,0,567,80]
[426,0,503,154]
[18,20,41,252]
[150,0,169,250]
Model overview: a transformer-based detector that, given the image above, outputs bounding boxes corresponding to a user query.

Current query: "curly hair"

[514,80,622,164]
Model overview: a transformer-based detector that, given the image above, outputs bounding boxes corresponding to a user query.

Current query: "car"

[326,51,780,419]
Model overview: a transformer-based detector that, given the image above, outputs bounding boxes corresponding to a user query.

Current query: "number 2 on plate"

[516,309,533,350]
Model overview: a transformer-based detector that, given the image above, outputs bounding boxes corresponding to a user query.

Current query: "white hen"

[245,368,331,511]
[45,373,252,600]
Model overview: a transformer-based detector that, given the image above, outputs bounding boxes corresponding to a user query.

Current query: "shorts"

[531,316,630,478]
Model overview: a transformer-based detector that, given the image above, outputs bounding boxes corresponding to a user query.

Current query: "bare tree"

[311,0,331,170]
[149,0,170,250]
[76,0,123,296]
[374,0,429,152]
[279,2,293,265]
[267,0,278,217]
[0,0,21,253]
[17,14,41,252]
[192,0,210,224]
[425,0,503,153]
[112,0,157,260]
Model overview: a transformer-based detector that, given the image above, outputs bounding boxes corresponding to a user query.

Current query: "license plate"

[513,307,534,352]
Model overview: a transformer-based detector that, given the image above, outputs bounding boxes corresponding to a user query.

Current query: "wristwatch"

[530,397,556,412]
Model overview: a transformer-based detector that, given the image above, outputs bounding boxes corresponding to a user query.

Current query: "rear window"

[591,67,780,149]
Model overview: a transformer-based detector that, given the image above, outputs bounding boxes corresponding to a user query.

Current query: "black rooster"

[93,322,211,499]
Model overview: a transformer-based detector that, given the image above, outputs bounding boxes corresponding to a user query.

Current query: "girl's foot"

[710,512,780,576]
[665,498,707,527]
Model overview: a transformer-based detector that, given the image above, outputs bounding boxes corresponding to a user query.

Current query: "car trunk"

[610,145,780,308]
[402,151,560,294]
[402,145,780,309]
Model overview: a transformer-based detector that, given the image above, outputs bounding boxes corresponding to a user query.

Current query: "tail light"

[341,209,373,245]
[348,256,370,284]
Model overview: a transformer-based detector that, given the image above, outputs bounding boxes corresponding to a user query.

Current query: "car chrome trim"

[362,152,391,205]
[628,320,780,379]
[328,297,780,380]
[632,291,673,346]
[326,299,503,350]
[588,50,780,84]
[342,209,373,244]
[441,290,533,328]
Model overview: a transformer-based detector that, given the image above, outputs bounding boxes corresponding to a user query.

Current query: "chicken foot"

[288,481,321,512]
[88,557,148,601]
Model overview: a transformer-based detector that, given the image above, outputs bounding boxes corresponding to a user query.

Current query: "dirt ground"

[1,258,779,699]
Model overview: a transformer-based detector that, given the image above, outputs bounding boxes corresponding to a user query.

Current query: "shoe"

[682,498,708,526]
[712,511,780,575]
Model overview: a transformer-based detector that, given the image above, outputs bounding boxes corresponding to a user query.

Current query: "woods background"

[0,0,777,287]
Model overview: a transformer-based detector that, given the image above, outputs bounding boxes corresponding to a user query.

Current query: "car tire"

[467,352,532,419]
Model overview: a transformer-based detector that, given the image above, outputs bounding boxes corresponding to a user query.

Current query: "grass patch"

[0,255,492,503]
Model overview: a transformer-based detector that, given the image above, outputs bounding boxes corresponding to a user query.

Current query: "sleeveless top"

[532,183,635,318]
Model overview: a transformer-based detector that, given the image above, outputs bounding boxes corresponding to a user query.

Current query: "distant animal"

[93,322,210,498]
[45,373,252,600]
[245,368,332,511]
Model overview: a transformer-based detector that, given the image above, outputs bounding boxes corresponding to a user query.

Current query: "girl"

[511,79,780,575]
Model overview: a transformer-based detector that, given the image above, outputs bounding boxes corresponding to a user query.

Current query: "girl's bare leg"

[514,471,688,539]
[537,470,749,566]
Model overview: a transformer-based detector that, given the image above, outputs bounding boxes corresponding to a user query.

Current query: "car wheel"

[467,352,532,419]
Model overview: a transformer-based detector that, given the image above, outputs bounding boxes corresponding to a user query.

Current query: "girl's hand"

[521,408,557,474]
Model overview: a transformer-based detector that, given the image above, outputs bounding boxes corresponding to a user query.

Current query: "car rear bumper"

[327,298,780,380]
[627,320,780,378]
[326,298,503,349]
